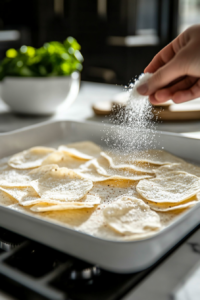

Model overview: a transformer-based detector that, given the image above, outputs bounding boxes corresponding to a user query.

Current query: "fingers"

[172,78,200,103]
[149,78,200,105]
[154,76,197,102]
[137,49,188,96]
[149,94,160,105]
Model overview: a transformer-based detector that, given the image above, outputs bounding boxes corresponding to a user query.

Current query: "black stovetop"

[0,226,199,300]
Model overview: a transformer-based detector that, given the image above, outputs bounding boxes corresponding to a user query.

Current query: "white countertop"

[0,81,200,138]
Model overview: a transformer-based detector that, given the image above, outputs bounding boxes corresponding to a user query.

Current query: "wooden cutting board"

[93,93,200,121]
[153,102,200,121]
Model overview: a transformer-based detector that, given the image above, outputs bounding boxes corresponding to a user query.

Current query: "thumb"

[137,50,188,95]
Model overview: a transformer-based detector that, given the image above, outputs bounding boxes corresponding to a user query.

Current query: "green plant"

[0,37,83,80]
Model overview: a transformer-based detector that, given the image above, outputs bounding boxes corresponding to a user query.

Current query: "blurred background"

[0,0,200,86]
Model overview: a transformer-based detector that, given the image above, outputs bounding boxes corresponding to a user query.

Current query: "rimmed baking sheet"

[0,120,200,273]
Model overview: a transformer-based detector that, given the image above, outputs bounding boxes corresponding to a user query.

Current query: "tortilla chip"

[78,160,113,182]
[149,201,197,212]
[136,171,200,203]
[93,156,152,181]
[103,196,161,235]
[154,162,200,178]
[28,164,59,180]
[0,165,31,187]
[0,188,18,206]
[30,195,101,212]
[42,151,86,170]
[133,149,184,165]
[101,151,158,174]
[58,141,101,160]
[8,147,55,169]
[31,167,93,201]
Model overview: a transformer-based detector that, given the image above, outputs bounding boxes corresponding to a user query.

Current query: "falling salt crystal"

[103,73,158,159]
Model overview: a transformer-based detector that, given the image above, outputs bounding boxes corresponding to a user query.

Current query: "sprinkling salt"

[103,73,157,157]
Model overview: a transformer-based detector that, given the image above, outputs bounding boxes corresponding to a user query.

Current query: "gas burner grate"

[0,227,151,300]
[1,225,199,300]
[5,242,69,278]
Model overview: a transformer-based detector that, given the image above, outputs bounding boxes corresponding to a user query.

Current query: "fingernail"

[137,83,148,95]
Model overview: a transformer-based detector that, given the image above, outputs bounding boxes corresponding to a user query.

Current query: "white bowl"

[0,72,80,115]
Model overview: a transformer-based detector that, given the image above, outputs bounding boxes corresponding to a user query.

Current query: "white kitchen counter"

[0,81,200,138]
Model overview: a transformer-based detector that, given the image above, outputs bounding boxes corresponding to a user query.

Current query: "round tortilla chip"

[154,162,200,178]
[31,167,93,201]
[101,151,157,174]
[0,186,39,203]
[133,149,184,165]
[0,165,31,187]
[93,156,152,181]
[78,160,113,182]
[0,188,18,206]
[79,160,146,183]
[0,185,60,207]
[149,200,197,212]
[58,141,101,160]
[8,147,55,169]
[30,195,101,212]
[103,196,161,235]
[136,172,200,204]
[42,151,86,170]
[31,203,96,212]
[28,164,59,180]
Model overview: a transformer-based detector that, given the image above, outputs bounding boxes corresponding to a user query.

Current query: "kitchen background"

[1,2,200,300]
[0,0,200,86]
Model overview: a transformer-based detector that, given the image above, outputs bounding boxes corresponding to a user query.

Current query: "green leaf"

[0,37,83,80]
[6,49,18,58]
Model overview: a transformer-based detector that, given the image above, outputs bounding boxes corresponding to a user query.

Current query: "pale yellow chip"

[30,195,101,212]
[101,152,158,174]
[0,188,18,206]
[28,164,59,180]
[21,198,66,207]
[149,200,197,212]
[8,147,55,169]
[133,149,184,165]
[0,185,60,207]
[31,167,93,201]
[78,160,113,182]
[0,165,31,187]
[101,149,183,168]
[154,162,200,178]
[103,196,161,235]
[0,165,94,207]
[0,186,39,203]
[25,194,101,208]
[58,141,101,160]
[78,160,144,183]
[93,156,152,181]
[42,151,86,170]
[136,172,200,204]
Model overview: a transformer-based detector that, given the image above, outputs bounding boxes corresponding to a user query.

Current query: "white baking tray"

[0,120,200,274]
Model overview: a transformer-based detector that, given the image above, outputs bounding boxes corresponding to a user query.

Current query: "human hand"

[137,25,200,104]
